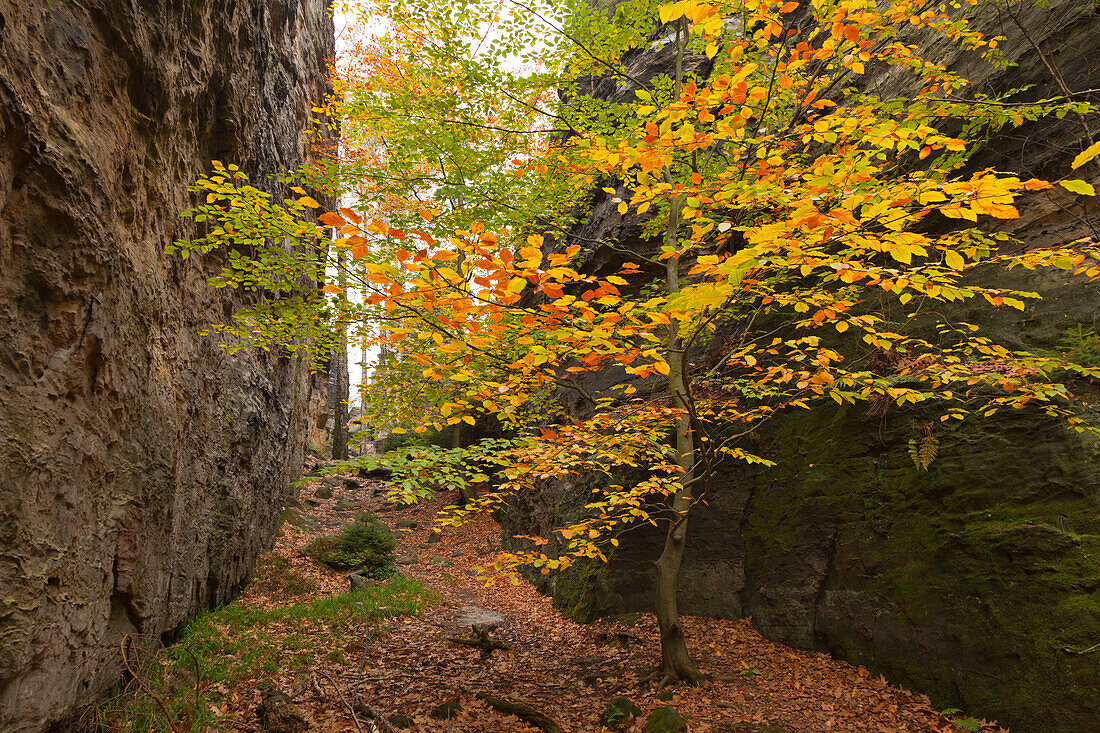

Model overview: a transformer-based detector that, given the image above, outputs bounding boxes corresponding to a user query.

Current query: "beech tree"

[173,0,1100,684]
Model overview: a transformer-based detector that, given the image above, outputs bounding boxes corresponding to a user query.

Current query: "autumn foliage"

[174,0,1100,682]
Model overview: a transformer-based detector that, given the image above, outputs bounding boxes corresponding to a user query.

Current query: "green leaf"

[1060,179,1095,196]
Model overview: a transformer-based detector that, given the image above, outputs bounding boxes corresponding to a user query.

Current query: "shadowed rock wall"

[0,0,333,729]
[504,2,1100,731]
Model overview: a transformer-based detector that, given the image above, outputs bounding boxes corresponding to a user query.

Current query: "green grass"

[82,574,435,732]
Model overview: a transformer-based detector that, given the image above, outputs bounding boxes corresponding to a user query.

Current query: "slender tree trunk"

[655,191,703,683]
[653,16,702,684]
[332,246,350,460]
[332,346,349,460]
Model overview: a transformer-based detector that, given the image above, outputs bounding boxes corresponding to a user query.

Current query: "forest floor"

[93,466,1006,733]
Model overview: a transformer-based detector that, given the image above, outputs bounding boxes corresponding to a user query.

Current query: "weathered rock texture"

[0,1,333,730]
[506,3,1100,732]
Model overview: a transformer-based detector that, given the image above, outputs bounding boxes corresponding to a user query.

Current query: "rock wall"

[504,2,1100,731]
[0,1,333,729]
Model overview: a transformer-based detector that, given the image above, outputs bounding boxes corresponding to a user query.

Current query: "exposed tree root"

[448,622,512,658]
[476,693,563,733]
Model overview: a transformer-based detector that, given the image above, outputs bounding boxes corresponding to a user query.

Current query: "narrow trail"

[218,467,998,733]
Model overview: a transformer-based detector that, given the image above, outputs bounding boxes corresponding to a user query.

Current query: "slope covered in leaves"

[90,465,1005,732]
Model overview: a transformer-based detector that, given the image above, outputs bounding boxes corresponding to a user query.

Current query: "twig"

[351,699,402,733]
[120,635,177,733]
[316,670,365,733]
[181,645,202,720]
[1062,641,1100,655]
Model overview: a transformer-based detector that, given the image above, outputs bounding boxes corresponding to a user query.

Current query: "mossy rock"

[314,485,334,500]
[305,513,396,571]
[430,700,461,720]
[642,706,686,733]
[600,696,643,728]
[396,519,418,529]
[387,714,414,729]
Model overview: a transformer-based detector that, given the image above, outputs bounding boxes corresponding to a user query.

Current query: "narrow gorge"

[0,0,1097,731]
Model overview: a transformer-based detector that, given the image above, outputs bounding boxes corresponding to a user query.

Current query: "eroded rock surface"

[0,1,333,729]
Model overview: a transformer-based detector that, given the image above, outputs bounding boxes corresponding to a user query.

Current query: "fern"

[908,435,938,470]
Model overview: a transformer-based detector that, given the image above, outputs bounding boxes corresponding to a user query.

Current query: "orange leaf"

[339,207,363,224]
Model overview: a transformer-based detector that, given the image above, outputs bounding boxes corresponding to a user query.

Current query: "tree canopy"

[172,0,1100,682]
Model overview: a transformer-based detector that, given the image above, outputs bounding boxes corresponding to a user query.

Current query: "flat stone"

[454,606,505,627]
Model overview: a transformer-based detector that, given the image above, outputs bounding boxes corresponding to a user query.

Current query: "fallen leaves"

[207,463,1004,732]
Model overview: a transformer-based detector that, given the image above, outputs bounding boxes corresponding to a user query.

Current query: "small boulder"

[601,696,643,729]
[427,531,443,543]
[314,485,334,500]
[348,572,375,593]
[643,706,687,733]
[430,700,461,720]
[344,477,362,489]
[430,557,453,567]
[388,714,414,729]
[396,519,418,529]
[396,553,418,565]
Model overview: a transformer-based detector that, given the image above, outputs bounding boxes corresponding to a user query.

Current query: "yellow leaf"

[463,416,475,425]
[835,321,849,333]
[321,284,344,294]
[1060,179,1095,196]
[297,196,320,208]
[890,245,913,265]
[527,234,544,248]
[658,2,680,23]
[706,43,719,59]
[655,361,671,376]
[1071,141,1100,169]
[617,202,629,215]
[506,278,527,294]
[945,250,964,270]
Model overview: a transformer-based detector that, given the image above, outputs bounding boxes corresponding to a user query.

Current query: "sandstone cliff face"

[0,1,333,730]
[505,3,1100,731]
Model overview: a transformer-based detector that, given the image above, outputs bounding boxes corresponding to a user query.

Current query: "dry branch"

[476,693,563,733]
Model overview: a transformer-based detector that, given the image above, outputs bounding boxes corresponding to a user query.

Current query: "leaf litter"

[212,467,1005,733]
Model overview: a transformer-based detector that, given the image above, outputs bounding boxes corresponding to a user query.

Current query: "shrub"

[305,513,396,571]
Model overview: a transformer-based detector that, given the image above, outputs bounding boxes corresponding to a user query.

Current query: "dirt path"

[219,469,1001,733]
